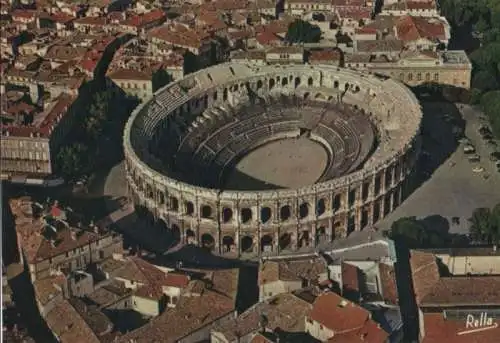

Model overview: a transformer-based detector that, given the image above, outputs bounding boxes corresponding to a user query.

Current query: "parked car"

[472,166,484,173]
[464,145,476,154]
[468,155,481,163]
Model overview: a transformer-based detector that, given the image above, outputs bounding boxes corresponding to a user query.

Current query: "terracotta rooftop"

[120,268,239,343]
[120,9,165,28]
[258,256,328,286]
[2,93,76,138]
[421,313,500,343]
[113,257,190,300]
[9,197,115,263]
[309,292,370,333]
[342,262,360,293]
[214,292,312,341]
[395,15,446,42]
[328,319,389,343]
[410,249,500,307]
[33,274,66,306]
[45,300,101,343]
[378,263,398,305]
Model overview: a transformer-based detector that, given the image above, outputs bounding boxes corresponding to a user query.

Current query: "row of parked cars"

[461,124,500,173]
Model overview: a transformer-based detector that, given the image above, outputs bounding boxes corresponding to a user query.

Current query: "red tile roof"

[328,320,389,343]
[309,292,369,333]
[395,15,446,42]
[1,93,76,138]
[120,9,165,28]
[256,31,282,46]
[421,313,500,343]
[378,263,398,305]
[342,262,360,293]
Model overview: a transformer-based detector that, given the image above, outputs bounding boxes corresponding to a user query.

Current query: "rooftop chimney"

[70,230,77,241]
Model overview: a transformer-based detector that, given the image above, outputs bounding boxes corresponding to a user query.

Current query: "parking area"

[379,103,500,234]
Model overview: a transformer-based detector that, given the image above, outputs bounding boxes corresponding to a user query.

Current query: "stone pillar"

[274,231,280,253]
[355,208,362,231]
[368,202,375,226]
[327,217,334,242]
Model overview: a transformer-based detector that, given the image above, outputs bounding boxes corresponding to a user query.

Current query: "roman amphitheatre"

[123,62,423,256]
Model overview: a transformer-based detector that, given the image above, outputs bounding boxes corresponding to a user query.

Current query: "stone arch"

[241,235,253,253]
[261,207,272,224]
[213,91,218,100]
[222,207,233,223]
[314,93,324,99]
[186,229,196,244]
[304,92,310,100]
[233,84,239,91]
[269,78,275,89]
[240,208,252,224]
[334,80,339,88]
[298,230,311,248]
[261,234,273,252]
[146,184,154,199]
[169,196,179,211]
[185,201,194,216]
[317,198,326,216]
[317,226,327,243]
[279,233,292,250]
[201,233,215,250]
[257,79,263,89]
[171,224,181,243]
[223,88,228,101]
[280,205,291,221]
[299,203,309,219]
[222,235,234,253]
[281,77,288,86]
[332,194,341,211]
[158,192,165,205]
[201,205,213,219]
[354,85,360,92]
[308,77,314,86]
[294,77,301,88]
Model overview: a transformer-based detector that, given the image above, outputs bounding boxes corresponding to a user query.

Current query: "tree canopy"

[285,19,322,43]
[439,0,500,138]
[468,203,500,244]
[386,216,469,248]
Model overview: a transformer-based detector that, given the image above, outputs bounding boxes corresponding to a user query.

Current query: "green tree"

[285,19,322,43]
[387,217,428,248]
[468,207,495,242]
[56,143,89,179]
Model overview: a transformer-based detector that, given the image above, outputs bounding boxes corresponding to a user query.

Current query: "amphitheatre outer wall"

[123,63,423,257]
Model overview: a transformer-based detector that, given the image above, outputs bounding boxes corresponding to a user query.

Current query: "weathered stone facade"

[123,63,423,257]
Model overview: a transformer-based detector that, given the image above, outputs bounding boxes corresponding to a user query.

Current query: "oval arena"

[123,63,423,257]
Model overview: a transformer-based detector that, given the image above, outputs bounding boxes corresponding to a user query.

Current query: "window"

[425,73,430,81]
[417,73,422,81]
[434,73,439,81]
[407,73,413,81]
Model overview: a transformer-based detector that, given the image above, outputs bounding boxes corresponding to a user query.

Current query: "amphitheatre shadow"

[223,167,284,191]
[416,101,463,184]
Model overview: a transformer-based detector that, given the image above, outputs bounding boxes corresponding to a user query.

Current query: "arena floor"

[224,137,329,190]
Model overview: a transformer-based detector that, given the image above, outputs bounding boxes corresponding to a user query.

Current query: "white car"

[472,166,484,173]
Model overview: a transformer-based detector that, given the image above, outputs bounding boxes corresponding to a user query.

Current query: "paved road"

[379,103,500,234]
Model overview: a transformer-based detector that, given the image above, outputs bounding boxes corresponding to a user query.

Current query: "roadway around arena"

[225,137,329,190]
[378,102,500,234]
